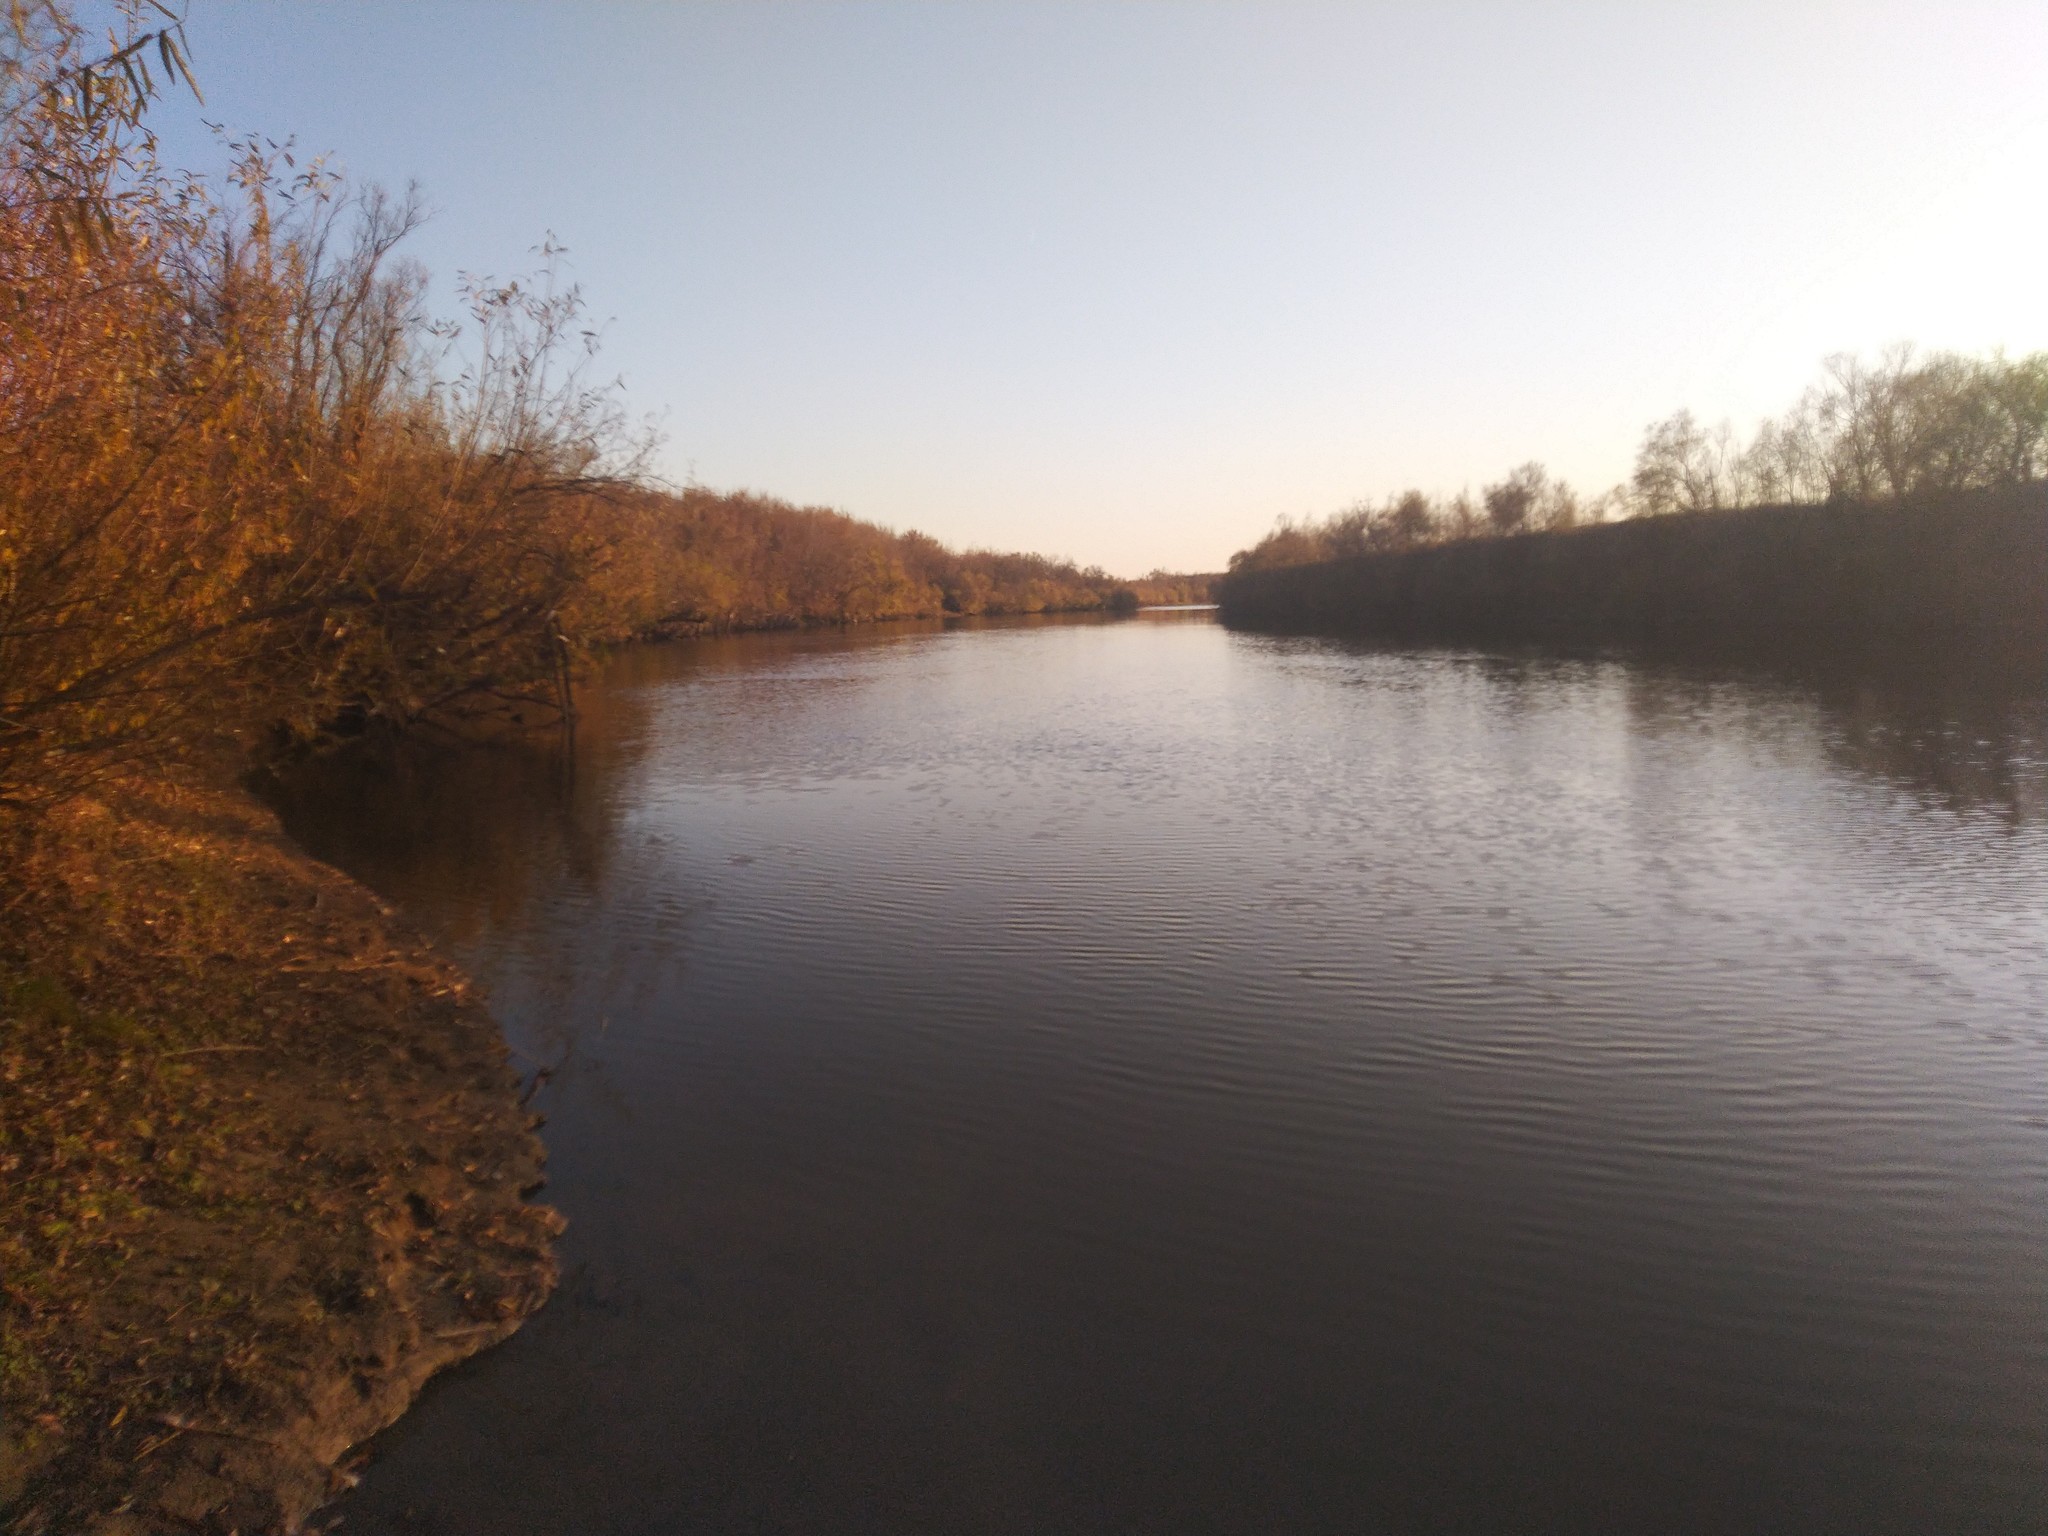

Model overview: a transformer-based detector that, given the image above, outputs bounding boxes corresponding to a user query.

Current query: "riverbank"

[0,776,562,1535]
[1215,485,2048,653]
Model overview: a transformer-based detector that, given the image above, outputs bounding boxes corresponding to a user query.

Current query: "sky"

[145,2,2048,575]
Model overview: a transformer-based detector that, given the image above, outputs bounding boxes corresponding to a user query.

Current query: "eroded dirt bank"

[1,779,561,1534]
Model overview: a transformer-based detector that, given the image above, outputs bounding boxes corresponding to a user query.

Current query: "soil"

[0,776,562,1534]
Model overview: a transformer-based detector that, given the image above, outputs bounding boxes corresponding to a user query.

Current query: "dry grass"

[0,778,560,1534]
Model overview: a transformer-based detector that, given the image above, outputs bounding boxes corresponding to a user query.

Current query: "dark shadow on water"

[1237,628,2048,830]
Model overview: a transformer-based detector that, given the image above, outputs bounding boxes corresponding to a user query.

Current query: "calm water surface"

[275,614,2048,1534]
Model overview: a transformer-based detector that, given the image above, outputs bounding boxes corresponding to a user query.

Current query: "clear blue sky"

[151,2,2048,575]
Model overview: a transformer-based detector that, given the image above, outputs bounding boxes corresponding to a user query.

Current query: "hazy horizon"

[152,1,2048,575]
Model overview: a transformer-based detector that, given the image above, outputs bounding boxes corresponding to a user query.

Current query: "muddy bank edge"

[1,779,563,1534]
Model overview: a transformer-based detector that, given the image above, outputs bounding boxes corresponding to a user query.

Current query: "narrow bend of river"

[273,613,2048,1535]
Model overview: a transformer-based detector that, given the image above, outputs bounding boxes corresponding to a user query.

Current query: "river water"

[273,613,2048,1534]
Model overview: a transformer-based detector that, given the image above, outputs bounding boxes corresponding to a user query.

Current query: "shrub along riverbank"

[597,485,1212,639]
[6,15,571,1528]
[1216,485,2048,652]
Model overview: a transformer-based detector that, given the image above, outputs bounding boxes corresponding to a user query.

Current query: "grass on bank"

[0,778,560,1534]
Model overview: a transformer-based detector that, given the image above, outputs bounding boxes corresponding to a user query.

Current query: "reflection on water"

[271,615,2048,1535]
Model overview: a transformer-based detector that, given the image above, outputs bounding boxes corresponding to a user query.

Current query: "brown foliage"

[1,6,653,806]
[605,485,1154,634]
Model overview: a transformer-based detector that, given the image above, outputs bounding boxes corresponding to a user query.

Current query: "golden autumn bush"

[1,5,650,804]
[629,486,1169,632]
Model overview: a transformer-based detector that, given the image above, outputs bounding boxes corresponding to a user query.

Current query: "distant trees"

[620,487,1148,632]
[1483,463,1545,534]
[1635,347,2048,513]
[1629,411,1748,515]
[1228,345,2048,576]
[1387,490,1436,547]
[1229,469,1608,574]
[1125,570,1217,606]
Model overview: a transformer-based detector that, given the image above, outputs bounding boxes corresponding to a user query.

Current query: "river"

[272,612,2048,1534]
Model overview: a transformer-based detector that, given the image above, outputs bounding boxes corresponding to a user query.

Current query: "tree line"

[614,486,1208,634]
[0,3,1204,809]
[1229,347,2048,573]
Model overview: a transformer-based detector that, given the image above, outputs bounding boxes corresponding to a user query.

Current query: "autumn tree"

[1634,347,2048,514]
[1482,462,1549,534]
[1631,410,1751,515]
[1,1,651,803]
